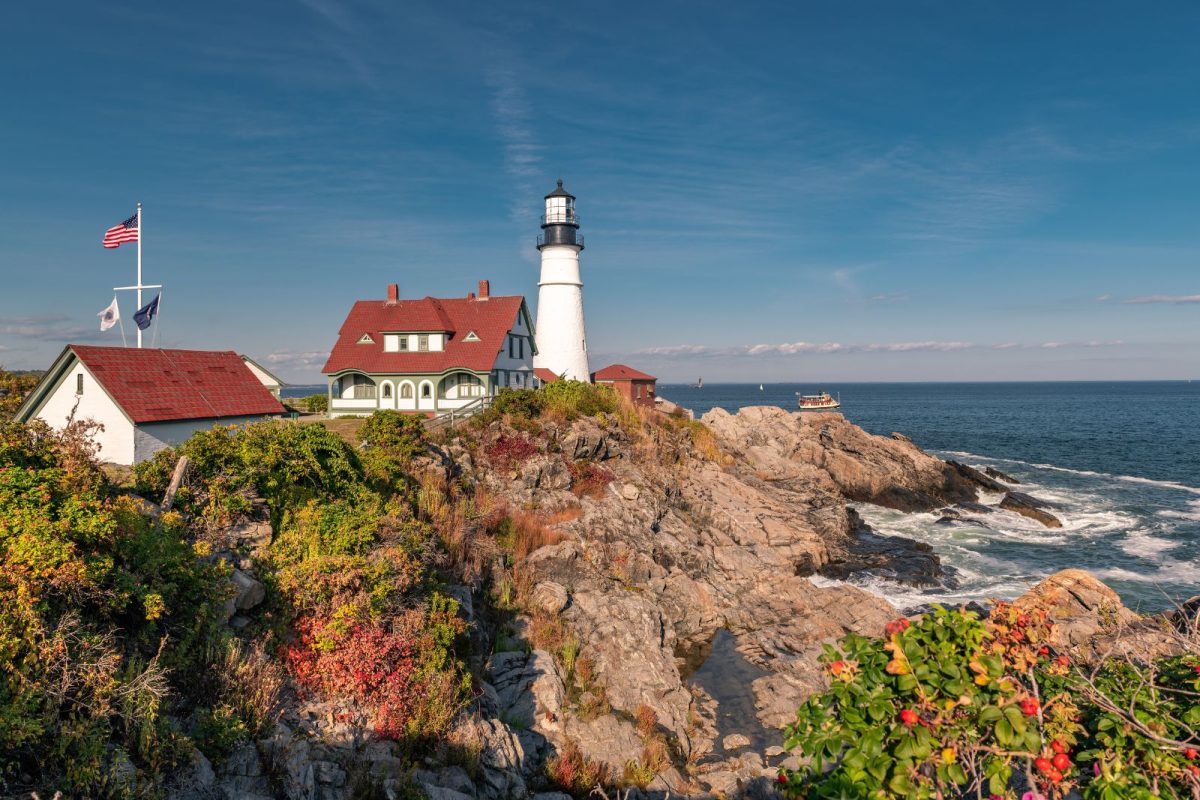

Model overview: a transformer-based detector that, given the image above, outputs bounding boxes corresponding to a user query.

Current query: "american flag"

[102,212,138,249]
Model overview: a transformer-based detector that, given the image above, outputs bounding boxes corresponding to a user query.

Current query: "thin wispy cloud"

[637,340,1125,358]
[0,316,98,342]
[486,64,543,228]
[1123,294,1200,305]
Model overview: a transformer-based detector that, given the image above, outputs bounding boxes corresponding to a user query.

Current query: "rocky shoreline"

[182,405,1160,800]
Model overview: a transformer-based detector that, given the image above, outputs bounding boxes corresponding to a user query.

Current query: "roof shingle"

[322,295,527,375]
[70,346,286,424]
[592,364,656,382]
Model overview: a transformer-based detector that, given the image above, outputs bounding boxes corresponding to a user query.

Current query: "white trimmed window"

[76,373,84,395]
[463,331,480,342]
[358,333,374,344]
[418,335,429,352]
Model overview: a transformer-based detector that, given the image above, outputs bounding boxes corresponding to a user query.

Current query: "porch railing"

[424,395,493,432]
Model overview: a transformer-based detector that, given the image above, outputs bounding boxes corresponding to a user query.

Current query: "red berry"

[1017,613,1030,626]
[1052,752,1070,770]
[1050,740,1067,755]
[900,709,919,727]
[1048,769,1063,783]
[1038,646,1050,657]
[777,773,787,784]
[1056,655,1070,667]
[1020,698,1040,716]
[1035,757,1053,773]
[1186,747,1199,760]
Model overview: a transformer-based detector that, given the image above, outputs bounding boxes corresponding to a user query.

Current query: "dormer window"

[463,331,480,342]
[418,334,429,352]
[358,333,375,344]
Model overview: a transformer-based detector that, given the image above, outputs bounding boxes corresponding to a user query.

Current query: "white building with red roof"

[15,345,287,465]
[321,280,538,416]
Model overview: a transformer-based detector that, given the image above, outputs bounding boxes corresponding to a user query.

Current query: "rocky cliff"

[194,405,1087,800]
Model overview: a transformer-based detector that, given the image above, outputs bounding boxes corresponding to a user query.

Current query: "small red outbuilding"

[591,364,657,407]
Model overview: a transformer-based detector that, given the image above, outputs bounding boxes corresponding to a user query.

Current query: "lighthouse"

[533,179,590,382]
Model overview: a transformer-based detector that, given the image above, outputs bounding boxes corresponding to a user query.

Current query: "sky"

[0,1,1197,383]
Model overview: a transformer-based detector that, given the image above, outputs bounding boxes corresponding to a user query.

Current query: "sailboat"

[693,377,704,389]
[759,384,764,391]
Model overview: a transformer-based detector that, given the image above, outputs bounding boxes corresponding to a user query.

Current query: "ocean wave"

[937,450,1200,496]
[1158,499,1200,522]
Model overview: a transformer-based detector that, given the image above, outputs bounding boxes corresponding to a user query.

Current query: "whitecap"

[1118,529,1182,559]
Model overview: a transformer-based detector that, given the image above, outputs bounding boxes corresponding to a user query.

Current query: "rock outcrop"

[458,405,1045,792]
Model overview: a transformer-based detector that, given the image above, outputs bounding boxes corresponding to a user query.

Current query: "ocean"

[660,382,1200,613]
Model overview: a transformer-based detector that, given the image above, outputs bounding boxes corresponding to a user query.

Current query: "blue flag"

[133,294,159,331]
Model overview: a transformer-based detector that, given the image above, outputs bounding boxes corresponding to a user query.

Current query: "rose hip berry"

[1052,753,1070,770]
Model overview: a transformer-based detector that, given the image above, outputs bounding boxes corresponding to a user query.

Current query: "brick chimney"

[477,280,490,300]
[386,284,399,305]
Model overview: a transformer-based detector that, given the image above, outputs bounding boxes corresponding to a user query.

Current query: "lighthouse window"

[76,373,84,395]
[418,335,429,352]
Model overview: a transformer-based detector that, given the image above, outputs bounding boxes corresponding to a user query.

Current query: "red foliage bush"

[484,434,539,471]
[283,605,466,741]
[567,460,614,499]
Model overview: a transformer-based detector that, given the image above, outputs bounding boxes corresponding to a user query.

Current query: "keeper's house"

[322,280,538,416]
[15,345,286,465]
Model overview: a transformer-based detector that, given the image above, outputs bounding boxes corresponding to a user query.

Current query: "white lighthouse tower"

[533,179,590,382]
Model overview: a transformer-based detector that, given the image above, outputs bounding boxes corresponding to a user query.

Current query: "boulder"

[1000,491,1062,528]
[722,733,751,751]
[984,465,1019,484]
[1015,569,1138,648]
[530,581,569,615]
[231,569,266,611]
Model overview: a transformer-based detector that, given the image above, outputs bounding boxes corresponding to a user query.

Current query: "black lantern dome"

[538,179,584,250]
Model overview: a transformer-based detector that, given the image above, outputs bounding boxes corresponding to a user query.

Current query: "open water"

[659,382,1200,613]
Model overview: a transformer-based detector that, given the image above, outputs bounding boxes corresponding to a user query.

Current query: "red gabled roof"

[70,345,286,424]
[592,364,656,382]
[322,294,527,375]
[533,368,561,384]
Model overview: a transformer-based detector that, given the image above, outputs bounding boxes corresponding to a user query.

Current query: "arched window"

[382,383,393,399]
[400,383,413,399]
[421,383,432,399]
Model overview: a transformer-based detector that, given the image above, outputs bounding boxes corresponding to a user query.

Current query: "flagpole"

[136,202,143,348]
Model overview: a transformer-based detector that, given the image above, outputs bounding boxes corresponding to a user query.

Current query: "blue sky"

[1,1,1197,383]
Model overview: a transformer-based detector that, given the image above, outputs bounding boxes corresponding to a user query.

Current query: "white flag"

[98,297,120,331]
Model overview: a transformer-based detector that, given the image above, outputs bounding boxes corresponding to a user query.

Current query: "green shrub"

[491,388,543,419]
[780,602,1200,800]
[358,411,428,484]
[541,380,618,420]
[0,420,228,795]
[303,394,329,413]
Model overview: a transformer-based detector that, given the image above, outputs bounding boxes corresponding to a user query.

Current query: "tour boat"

[796,391,841,410]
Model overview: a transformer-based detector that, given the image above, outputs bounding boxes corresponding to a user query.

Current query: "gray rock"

[722,733,752,751]
[231,569,266,611]
[530,581,569,614]
[422,787,474,800]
